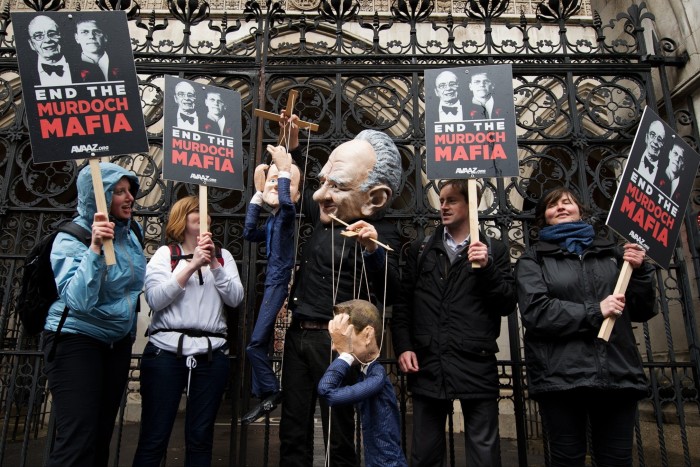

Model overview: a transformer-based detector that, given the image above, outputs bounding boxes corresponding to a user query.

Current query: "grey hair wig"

[354,130,402,197]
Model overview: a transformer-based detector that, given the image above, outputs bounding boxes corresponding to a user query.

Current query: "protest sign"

[425,64,518,179]
[607,106,700,269]
[163,76,244,190]
[13,11,148,163]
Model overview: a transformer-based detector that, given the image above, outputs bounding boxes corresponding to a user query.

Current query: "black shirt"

[289,217,400,321]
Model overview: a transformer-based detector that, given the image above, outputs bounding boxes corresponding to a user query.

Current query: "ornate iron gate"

[0,0,698,465]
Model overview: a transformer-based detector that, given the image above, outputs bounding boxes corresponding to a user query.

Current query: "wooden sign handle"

[598,260,633,341]
[89,158,116,266]
[199,185,208,237]
[468,179,480,268]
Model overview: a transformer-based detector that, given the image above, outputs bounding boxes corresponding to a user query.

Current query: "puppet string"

[279,109,312,391]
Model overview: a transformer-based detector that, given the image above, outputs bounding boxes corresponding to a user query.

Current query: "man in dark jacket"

[391,179,516,467]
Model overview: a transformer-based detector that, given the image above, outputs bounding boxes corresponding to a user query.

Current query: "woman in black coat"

[515,187,657,467]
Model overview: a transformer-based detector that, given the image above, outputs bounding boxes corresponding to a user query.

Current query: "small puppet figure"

[317,300,408,467]
[241,145,301,425]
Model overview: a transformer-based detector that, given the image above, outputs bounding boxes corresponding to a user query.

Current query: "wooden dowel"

[328,214,394,252]
[598,260,633,341]
[199,185,208,237]
[89,158,116,266]
[468,179,480,268]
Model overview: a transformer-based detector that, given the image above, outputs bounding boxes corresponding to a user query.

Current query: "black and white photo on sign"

[434,70,466,122]
[20,13,135,86]
[431,68,513,122]
[166,79,236,136]
[162,76,244,190]
[171,80,200,130]
[12,11,147,163]
[630,114,695,208]
[73,16,129,82]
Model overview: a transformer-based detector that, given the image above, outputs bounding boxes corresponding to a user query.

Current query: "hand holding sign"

[597,243,647,340]
[89,159,116,265]
[603,107,700,340]
[425,65,518,268]
[90,211,114,257]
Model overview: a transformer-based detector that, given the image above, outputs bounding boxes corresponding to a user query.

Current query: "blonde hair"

[165,196,200,243]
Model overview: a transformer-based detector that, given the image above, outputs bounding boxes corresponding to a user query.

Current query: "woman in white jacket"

[133,195,244,466]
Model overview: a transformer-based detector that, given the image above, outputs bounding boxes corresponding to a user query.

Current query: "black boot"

[241,391,283,425]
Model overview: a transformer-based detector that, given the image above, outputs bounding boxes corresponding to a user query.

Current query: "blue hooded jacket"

[46,162,147,343]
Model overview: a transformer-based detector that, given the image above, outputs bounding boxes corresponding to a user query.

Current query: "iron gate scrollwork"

[0,0,698,465]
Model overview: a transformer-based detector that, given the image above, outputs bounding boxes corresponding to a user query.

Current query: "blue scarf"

[539,221,595,256]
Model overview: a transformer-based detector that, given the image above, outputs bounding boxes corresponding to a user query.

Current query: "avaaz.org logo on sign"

[71,144,109,154]
[190,173,217,184]
[455,167,486,175]
[627,230,650,251]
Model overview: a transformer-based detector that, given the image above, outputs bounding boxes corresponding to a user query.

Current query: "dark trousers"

[411,394,501,467]
[132,342,230,467]
[279,325,357,467]
[42,331,132,467]
[537,390,639,467]
[246,282,287,397]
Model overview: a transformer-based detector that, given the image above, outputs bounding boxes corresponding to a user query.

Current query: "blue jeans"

[246,282,287,397]
[132,342,230,467]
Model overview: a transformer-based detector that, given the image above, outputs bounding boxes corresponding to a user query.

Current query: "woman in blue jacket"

[43,162,146,466]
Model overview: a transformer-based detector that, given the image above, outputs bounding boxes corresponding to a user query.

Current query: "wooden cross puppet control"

[253,90,320,147]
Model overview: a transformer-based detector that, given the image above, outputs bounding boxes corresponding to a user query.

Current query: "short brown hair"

[333,299,382,347]
[165,195,200,243]
[534,187,589,228]
[438,179,483,205]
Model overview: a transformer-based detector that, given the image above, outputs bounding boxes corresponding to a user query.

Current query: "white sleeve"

[144,245,185,313]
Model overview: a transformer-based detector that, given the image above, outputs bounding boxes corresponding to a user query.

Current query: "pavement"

[112,404,533,467]
[2,402,532,466]
[5,399,699,466]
